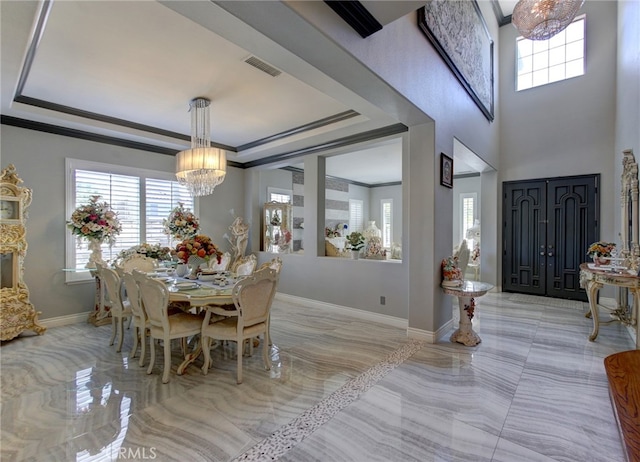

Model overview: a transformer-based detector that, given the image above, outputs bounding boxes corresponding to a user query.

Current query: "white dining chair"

[234,254,257,276]
[209,252,231,271]
[201,267,278,384]
[137,274,203,383]
[121,271,149,367]
[119,254,157,273]
[96,262,132,353]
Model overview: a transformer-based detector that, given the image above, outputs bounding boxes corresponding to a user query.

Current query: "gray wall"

[0,124,245,319]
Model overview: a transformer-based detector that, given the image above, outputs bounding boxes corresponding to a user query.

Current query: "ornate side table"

[579,263,640,348]
[442,280,494,346]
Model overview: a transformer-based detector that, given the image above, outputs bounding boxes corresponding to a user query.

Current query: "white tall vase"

[363,221,381,240]
[86,238,104,268]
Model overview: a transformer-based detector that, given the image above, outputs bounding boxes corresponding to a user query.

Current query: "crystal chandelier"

[512,0,584,40]
[175,97,227,196]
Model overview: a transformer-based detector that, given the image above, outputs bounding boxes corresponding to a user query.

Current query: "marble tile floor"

[1,292,634,462]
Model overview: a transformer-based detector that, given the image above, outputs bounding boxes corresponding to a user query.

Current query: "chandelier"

[175,97,227,196]
[512,0,584,40]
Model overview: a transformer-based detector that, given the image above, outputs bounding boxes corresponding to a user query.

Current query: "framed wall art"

[440,153,453,188]
[418,0,494,122]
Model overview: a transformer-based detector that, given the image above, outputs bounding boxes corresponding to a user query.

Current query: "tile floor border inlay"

[233,339,426,462]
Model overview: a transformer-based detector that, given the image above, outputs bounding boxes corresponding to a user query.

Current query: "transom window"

[66,159,194,281]
[516,15,585,91]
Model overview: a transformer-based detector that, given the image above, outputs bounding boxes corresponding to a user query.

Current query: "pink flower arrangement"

[67,195,121,245]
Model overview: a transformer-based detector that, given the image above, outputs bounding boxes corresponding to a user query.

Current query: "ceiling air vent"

[244,56,282,77]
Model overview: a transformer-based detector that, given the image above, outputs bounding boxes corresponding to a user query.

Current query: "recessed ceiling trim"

[237,110,360,151]
[0,115,243,168]
[324,1,383,38]
[242,123,407,169]
[491,0,512,26]
[14,0,53,97]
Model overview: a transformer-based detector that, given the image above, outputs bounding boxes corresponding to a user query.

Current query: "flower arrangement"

[325,223,348,238]
[441,256,462,282]
[587,241,616,257]
[365,236,385,259]
[116,243,172,264]
[163,203,199,240]
[175,234,222,264]
[275,229,292,251]
[67,195,121,246]
[345,231,365,251]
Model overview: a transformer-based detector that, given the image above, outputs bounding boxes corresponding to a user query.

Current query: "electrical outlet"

[380,296,386,305]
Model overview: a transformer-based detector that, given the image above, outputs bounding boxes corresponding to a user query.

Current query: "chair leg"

[138,328,147,367]
[162,338,171,384]
[116,316,125,353]
[130,325,139,359]
[237,336,243,384]
[109,317,117,346]
[201,336,211,375]
[147,337,155,375]
[263,331,272,371]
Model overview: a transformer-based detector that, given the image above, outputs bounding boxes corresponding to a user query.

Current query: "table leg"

[450,296,481,346]
[585,280,603,341]
[177,336,202,375]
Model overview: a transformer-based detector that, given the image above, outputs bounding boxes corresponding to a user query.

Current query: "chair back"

[137,275,171,332]
[98,264,127,316]
[209,252,231,271]
[121,272,146,323]
[234,254,257,276]
[232,267,278,327]
[258,257,283,275]
[120,254,157,273]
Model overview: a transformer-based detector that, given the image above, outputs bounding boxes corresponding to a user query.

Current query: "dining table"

[153,271,240,375]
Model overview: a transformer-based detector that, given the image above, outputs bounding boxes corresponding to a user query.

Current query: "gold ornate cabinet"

[0,164,45,341]
[263,201,292,253]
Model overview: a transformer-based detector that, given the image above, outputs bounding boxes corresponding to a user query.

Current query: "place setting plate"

[170,281,200,291]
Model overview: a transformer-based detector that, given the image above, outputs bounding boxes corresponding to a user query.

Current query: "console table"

[442,280,494,346]
[579,263,640,349]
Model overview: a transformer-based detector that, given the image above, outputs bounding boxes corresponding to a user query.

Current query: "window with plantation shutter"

[349,199,363,232]
[66,159,194,282]
[381,199,392,248]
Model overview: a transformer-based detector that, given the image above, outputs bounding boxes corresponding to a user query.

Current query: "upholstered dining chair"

[121,271,149,367]
[209,252,231,271]
[119,254,157,274]
[96,262,132,353]
[234,254,257,276]
[137,274,203,383]
[258,257,283,274]
[201,267,278,384]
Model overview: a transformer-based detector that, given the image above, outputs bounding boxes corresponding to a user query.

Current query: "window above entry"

[516,15,585,91]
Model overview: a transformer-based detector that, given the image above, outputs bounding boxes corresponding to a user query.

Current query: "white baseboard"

[40,312,93,328]
[275,293,408,329]
[407,318,452,344]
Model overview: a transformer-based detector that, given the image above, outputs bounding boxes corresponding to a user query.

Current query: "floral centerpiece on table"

[67,195,121,246]
[587,241,616,258]
[163,203,199,240]
[115,243,173,265]
[175,234,223,267]
[345,232,365,251]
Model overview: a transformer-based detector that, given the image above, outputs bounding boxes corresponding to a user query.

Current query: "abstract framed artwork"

[418,0,494,122]
[440,153,453,188]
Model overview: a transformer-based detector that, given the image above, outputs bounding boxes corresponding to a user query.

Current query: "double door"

[503,174,599,301]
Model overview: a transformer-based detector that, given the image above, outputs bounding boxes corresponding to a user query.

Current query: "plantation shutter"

[145,179,194,247]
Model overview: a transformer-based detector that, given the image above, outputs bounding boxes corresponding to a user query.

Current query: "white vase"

[85,238,104,268]
[175,263,189,277]
[351,250,360,260]
[363,221,381,240]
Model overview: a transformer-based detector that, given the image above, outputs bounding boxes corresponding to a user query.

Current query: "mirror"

[620,149,639,268]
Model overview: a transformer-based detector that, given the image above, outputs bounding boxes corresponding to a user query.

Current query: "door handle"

[540,252,545,256]
[548,252,554,257]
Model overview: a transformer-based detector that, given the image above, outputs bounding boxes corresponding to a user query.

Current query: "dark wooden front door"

[503,174,599,301]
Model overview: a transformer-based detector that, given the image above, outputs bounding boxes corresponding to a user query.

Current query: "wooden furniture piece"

[0,164,46,341]
[579,263,640,348]
[604,350,640,462]
[442,280,494,346]
[263,201,292,253]
[201,267,278,383]
[234,254,257,276]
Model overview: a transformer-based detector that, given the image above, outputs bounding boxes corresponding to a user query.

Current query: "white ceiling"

[1,1,510,183]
